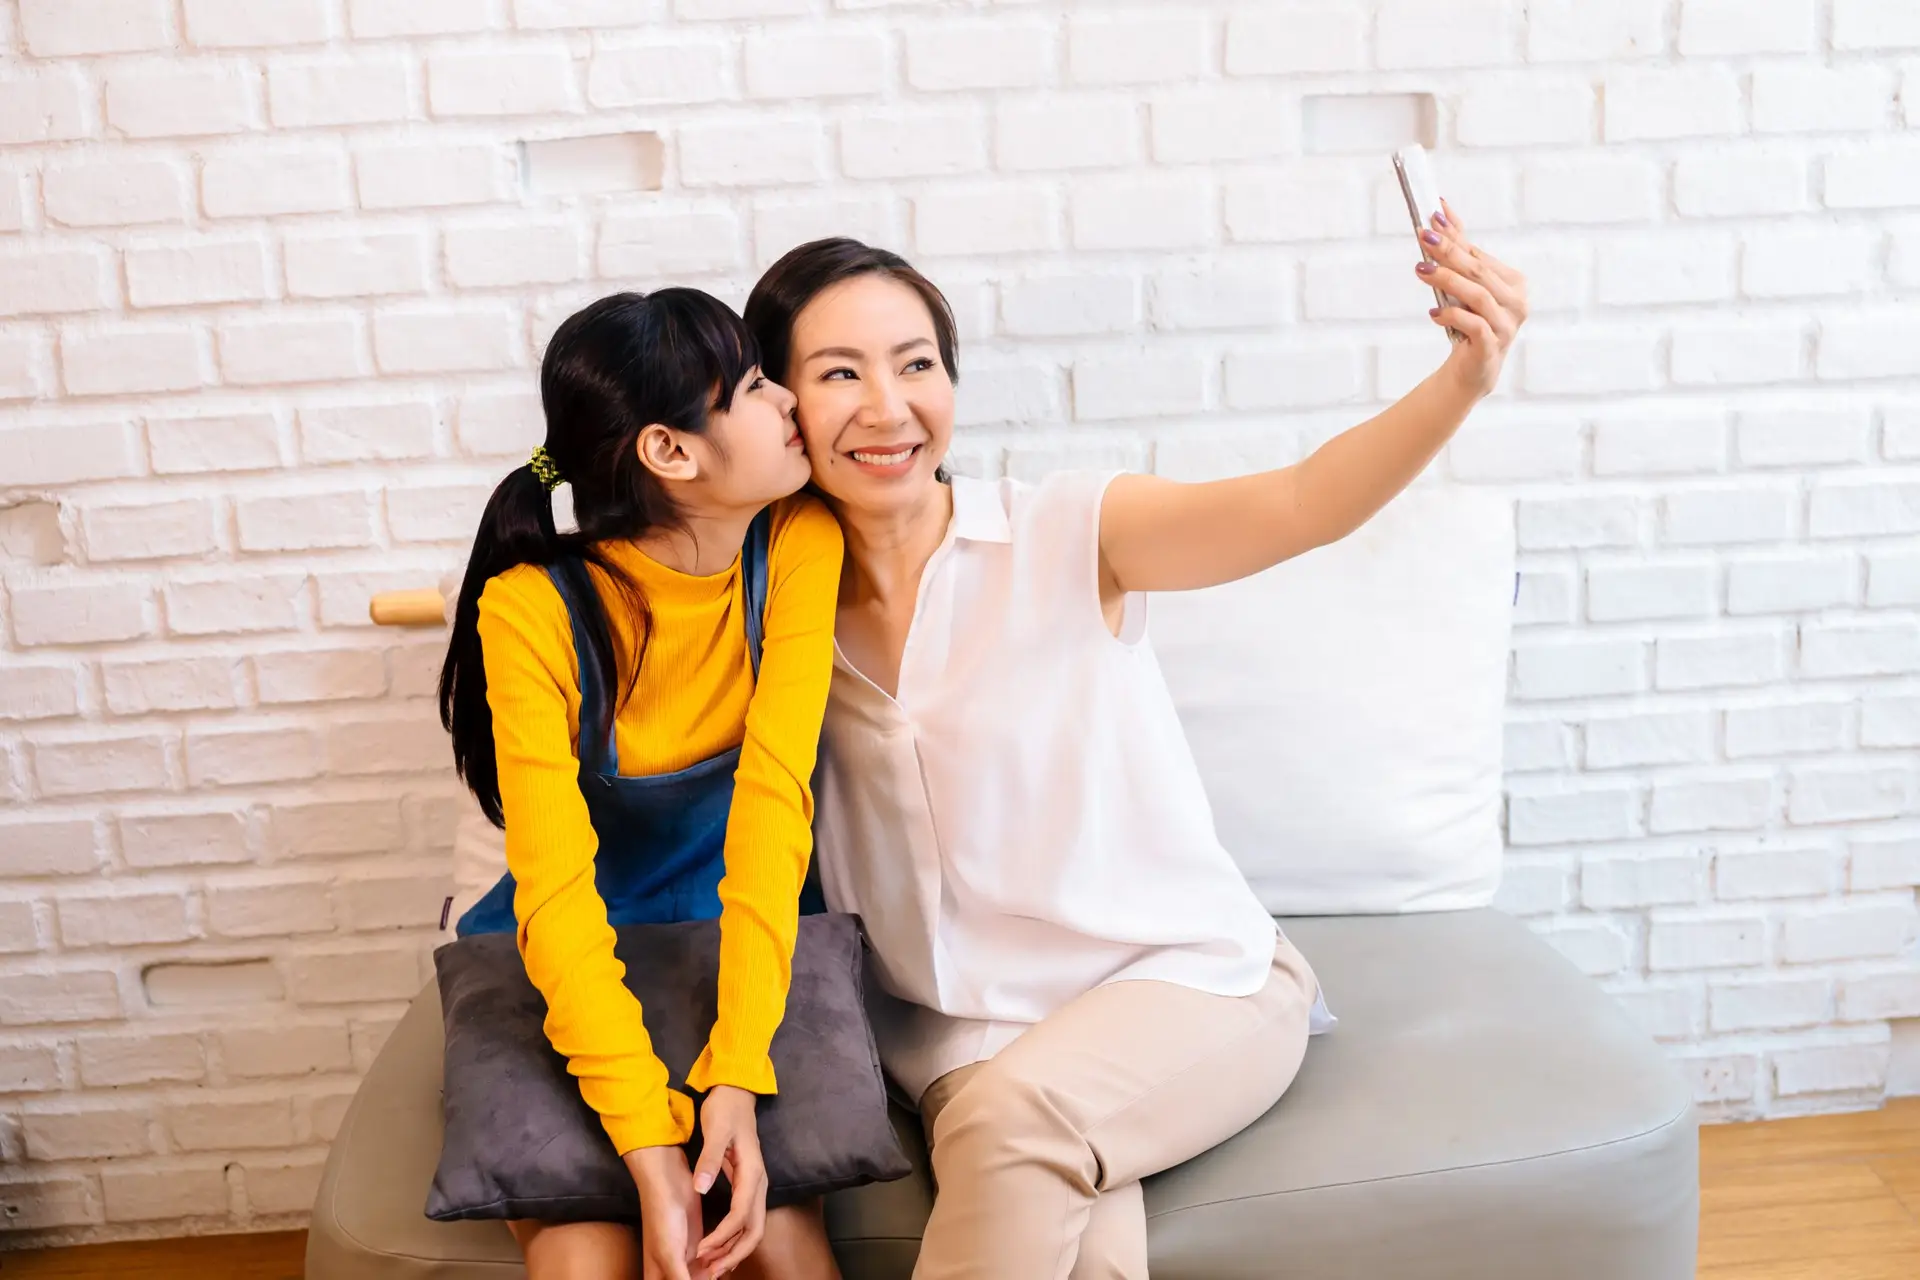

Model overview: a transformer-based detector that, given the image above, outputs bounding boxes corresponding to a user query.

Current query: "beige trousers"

[913,936,1317,1280]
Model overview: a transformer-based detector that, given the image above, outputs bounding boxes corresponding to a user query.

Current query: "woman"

[744,212,1526,1279]
[439,290,845,1280]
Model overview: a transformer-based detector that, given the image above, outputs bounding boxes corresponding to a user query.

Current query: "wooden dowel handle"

[369,588,447,627]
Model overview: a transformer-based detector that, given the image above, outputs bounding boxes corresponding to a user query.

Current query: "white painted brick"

[1711,976,1830,1033]
[1587,561,1718,622]
[1001,273,1138,338]
[601,207,744,276]
[1810,481,1920,539]
[1149,260,1292,332]
[125,238,270,310]
[82,499,221,563]
[1780,903,1919,963]
[1726,700,1853,759]
[286,945,425,1004]
[1527,0,1664,61]
[1716,847,1839,901]
[1648,913,1769,971]
[679,118,826,187]
[267,55,412,128]
[1460,76,1594,148]
[119,809,252,868]
[1753,66,1896,134]
[1746,230,1880,304]
[1586,713,1716,770]
[455,390,544,458]
[1582,851,1707,908]
[1494,854,1575,914]
[0,970,122,1024]
[0,67,93,144]
[254,648,387,704]
[334,869,453,932]
[8,419,144,484]
[1679,0,1817,56]
[428,48,579,119]
[1650,776,1777,835]
[1302,246,1435,323]
[105,63,259,140]
[1597,232,1737,307]
[1889,404,1920,461]
[1820,310,1920,380]
[22,1105,153,1160]
[355,144,512,211]
[1674,147,1809,218]
[242,1155,328,1215]
[1535,918,1633,978]
[1151,88,1294,164]
[3,819,105,877]
[1505,720,1576,774]
[1522,328,1662,396]
[387,483,491,543]
[219,1020,351,1077]
[1225,168,1371,244]
[1835,0,1920,50]
[348,0,502,38]
[185,726,320,787]
[0,664,82,722]
[1726,554,1858,616]
[77,1032,204,1087]
[1604,68,1743,141]
[1511,638,1647,701]
[1852,837,1920,891]
[751,194,897,269]
[201,147,351,218]
[19,0,171,56]
[146,411,284,475]
[744,26,887,100]
[1801,620,1920,678]
[904,19,1057,92]
[1376,0,1514,69]
[587,37,731,108]
[1066,11,1209,87]
[1224,3,1365,74]
[1737,404,1875,466]
[0,245,116,316]
[217,314,367,386]
[444,221,582,290]
[61,324,208,398]
[1840,972,1920,1022]
[1070,353,1207,423]
[1517,497,1639,552]
[1868,551,1920,606]
[163,572,308,636]
[44,160,191,229]
[100,1166,228,1224]
[235,490,377,553]
[1862,697,1920,748]
[1674,318,1808,388]
[0,331,50,401]
[913,184,1057,257]
[1789,765,1915,826]
[11,578,153,646]
[169,1096,295,1150]
[298,400,436,465]
[373,306,521,376]
[1826,143,1920,210]
[1609,982,1704,1041]
[284,231,430,301]
[1661,487,1796,547]
[184,0,332,48]
[1512,567,1578,627]
[58,890,193,947]
[995,96,1136,173]
[206,877,333,938]
[271,797,406,859]
[1224,342,1364,411]
[953,363,1064,430]
[840,108,987,180]
[322,715,451,776]
[1594,411,1728,478]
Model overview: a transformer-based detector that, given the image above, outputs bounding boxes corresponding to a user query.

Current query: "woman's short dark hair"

[745,238,960,387]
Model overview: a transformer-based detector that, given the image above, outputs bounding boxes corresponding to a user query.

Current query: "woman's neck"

[835,484,954,608]
[629,506,757,577]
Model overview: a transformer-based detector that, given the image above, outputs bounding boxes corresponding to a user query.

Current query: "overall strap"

[741,507,773,681]
[545,557,617,776]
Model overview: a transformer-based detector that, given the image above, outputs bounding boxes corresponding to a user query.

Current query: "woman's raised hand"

[1416,199,1529,401]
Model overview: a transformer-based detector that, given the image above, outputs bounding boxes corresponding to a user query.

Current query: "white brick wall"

[2,0,1918,1246]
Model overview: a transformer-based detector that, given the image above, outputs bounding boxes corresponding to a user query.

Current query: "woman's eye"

[903,358,935,375]
[748,376,765,392]
[821,368,856,382]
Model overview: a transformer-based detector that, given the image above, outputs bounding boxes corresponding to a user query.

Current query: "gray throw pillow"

[427,911,911,1223]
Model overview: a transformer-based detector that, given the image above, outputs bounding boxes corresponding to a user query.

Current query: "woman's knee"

[928,1059,1092,1186]
[509,1219,637,1280]
[734,1200,840,1280]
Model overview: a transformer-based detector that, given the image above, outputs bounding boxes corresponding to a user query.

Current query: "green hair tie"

[528,446,563,493]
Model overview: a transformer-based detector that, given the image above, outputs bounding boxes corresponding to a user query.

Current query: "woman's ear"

[635,423,700,483]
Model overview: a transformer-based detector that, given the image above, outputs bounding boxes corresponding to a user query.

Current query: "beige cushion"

[308,910,1697,1280]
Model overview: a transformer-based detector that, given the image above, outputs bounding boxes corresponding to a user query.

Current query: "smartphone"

[1392,144,1464,342]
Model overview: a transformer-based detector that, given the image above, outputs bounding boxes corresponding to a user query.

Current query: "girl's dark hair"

[439,289,759,827]
[744,237,960,389]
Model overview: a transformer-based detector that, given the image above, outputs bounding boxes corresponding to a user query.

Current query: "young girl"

[437,290,844,1280]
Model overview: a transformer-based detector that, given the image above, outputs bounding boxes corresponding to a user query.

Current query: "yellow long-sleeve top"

[475,495,843,1154]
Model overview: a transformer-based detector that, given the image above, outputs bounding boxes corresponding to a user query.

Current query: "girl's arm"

[1098,203,1528,597]
[684,496,845,1097]
[477,571,694,1154]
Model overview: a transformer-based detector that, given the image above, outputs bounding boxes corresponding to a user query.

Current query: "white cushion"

[1151,485,1515,915]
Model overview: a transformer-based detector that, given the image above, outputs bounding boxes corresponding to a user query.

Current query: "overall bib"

[456,510,822,938]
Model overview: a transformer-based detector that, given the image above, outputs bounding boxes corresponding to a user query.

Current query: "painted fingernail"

[1420,229,1442,246]
[1434,210,1450,228]
[1416,260,1435,274]
[1430,307,1441,318]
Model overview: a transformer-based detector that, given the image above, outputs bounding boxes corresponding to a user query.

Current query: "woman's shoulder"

[769,492,844,559]
[477,562,568,636]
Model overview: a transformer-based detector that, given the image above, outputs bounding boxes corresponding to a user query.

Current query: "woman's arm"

[684,497,845,1097]
[1099,203,1528,597]
[478,572,695,1154]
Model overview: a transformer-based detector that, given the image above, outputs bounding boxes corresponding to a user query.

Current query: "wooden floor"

[6,1101,1919,1277]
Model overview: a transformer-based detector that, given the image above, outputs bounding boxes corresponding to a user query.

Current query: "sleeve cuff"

[603,1086,697,1156]
[684,1043,779,1097]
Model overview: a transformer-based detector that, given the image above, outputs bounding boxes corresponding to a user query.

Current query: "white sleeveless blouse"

[813,470,1332,1102]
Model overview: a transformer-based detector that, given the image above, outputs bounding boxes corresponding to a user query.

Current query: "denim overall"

[456,510,820,938]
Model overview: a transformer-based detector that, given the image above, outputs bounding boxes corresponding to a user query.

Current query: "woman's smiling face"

[787,273,956,516]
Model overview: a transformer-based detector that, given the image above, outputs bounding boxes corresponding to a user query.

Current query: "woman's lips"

[846,444,921,475]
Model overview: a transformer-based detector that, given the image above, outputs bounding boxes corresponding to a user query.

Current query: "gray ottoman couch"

[306,908,1697,1280]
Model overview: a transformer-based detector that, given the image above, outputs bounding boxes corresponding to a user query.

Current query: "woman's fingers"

[1432,304,1496,348]
[1417,260,1509,335]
